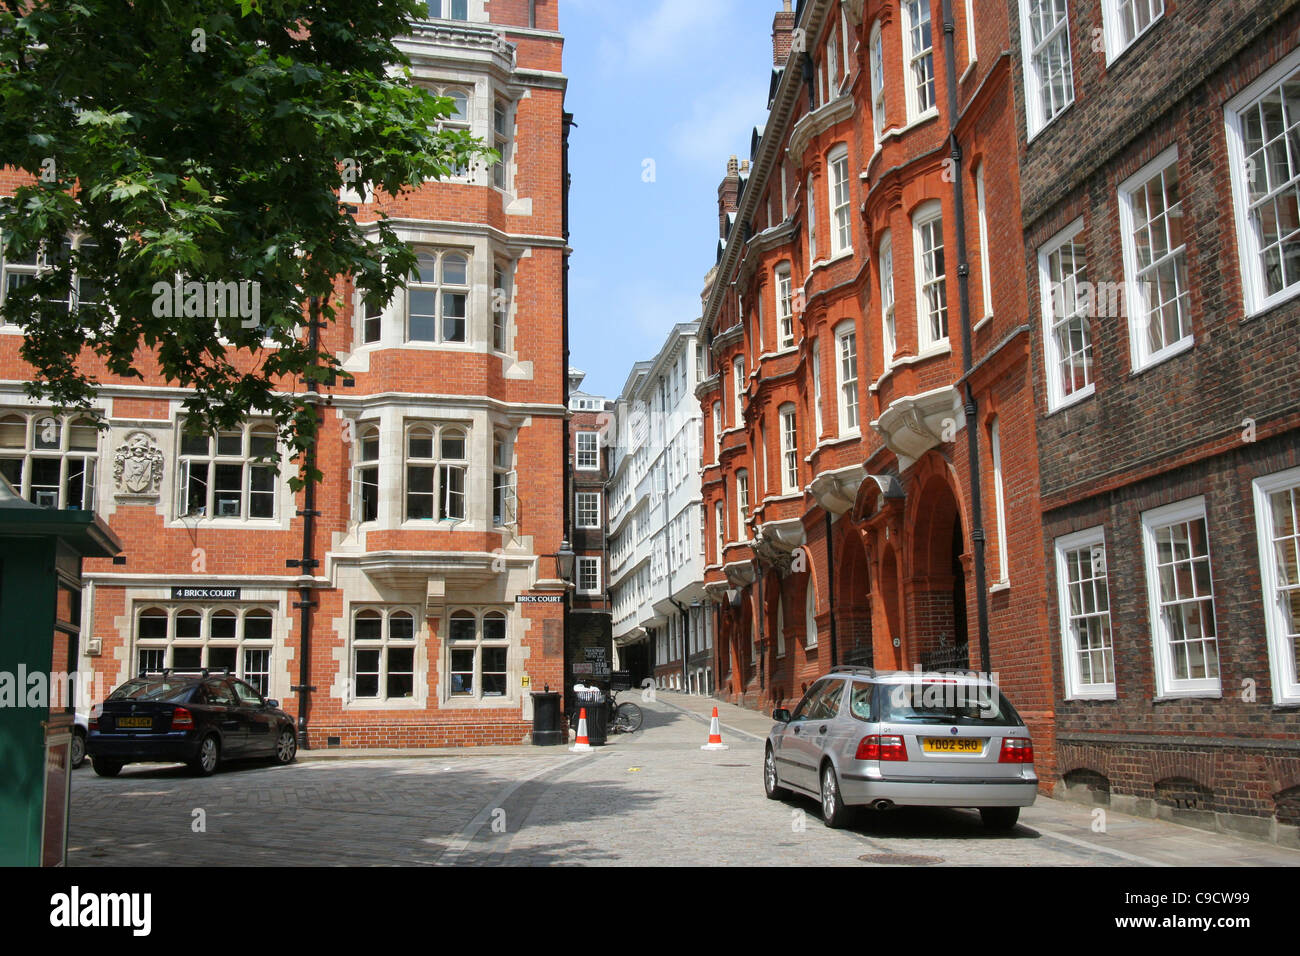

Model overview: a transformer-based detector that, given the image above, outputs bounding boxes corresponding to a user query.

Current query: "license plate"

[923,737,984,753]
[117,717,152,729]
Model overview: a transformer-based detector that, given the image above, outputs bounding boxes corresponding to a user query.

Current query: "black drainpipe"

[291,295,322,749]
[941,0,990,674]
[824,511,837,666]
[561,112,575,709]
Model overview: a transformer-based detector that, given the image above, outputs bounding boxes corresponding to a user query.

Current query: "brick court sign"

[515,594,564,604]
[171,587,241,600]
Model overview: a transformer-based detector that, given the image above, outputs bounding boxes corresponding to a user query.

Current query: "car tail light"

[999,737,1034,763]
[89,707,99,731]
[855,734,907,761]
[172,707,195,730]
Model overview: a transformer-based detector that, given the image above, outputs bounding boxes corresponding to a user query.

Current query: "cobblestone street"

[65,694,1300,867]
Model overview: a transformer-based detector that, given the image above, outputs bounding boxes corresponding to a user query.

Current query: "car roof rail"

[830,665,876,677]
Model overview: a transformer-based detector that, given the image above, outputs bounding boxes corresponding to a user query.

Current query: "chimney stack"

[772,0,795,66]
[718,155,741,240]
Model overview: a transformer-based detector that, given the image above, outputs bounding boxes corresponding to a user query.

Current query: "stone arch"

[1061,768,1112,806]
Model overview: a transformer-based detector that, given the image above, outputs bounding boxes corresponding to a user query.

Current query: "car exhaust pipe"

[871,799,895,811]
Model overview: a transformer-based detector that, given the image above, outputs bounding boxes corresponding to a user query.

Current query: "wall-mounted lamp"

[555,539,575,582]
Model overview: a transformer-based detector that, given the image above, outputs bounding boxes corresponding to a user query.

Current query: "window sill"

[973,312,993,333]
[988,580,1010,595]
[1152,688,1223,702]
[1130,336,1194,376]
[915,341,952,361]
[803,433,860,462]
[894,108,939,137]
[1064,689,1117,702]
[1045,383,1096,416]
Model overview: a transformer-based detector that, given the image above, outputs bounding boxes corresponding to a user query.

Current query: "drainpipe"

[825,511,837,666]
[291,294,322,749]
[562,112,575,711]
[941,1,991,674]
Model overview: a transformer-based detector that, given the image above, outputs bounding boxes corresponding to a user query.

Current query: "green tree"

[0,0,491,478]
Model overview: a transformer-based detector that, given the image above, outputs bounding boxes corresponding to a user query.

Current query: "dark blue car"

[88,670,297,777]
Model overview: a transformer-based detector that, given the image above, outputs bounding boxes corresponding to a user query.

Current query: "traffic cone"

[570,708,593,753]
[701,707,729,751]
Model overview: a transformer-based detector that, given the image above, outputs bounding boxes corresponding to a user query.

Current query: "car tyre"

[273,728,297,766]
[189,734,220,777]
[980,806,1020,832]
[92,758,122,778]
[820,762,855,829]
[764,745,790,800]
[70,729,87,769]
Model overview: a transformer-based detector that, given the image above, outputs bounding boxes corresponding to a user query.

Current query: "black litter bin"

[530,691,563,746]
[572,686,607,746]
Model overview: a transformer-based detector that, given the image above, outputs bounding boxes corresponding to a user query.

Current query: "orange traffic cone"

[570,708,593,753]
[701,707,729,751]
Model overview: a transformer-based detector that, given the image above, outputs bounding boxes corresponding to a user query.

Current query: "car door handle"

[792,726,801,734]
[819,725,828,734]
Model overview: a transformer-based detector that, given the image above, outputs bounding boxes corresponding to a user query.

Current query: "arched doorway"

[908,469,969,670]
[837,526,872,668]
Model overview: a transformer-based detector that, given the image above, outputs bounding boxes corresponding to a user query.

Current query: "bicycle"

[607,687,643,734]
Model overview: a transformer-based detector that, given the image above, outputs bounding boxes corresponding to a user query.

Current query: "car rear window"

[108,680,195,703]
[876,681,1022,726]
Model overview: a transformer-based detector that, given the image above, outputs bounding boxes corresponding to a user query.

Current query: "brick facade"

[0,5,569,748]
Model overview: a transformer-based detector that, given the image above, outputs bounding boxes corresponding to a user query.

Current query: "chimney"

[772,0,795,66]
[718,155,740,240]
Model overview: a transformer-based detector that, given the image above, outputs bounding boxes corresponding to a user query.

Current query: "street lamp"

[555,539,575,582]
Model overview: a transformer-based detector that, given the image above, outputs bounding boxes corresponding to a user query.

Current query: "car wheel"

[764,746,790,800]
[273,728,297,766]
[92,758,122,778]
[189,734,220,777]
[70,729,87,770]
[980,806,1020,832]
[820,762,855,829]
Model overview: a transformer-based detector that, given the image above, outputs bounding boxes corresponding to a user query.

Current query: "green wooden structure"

[0,477,120,866]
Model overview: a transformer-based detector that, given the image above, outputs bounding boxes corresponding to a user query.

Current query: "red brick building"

[0,2,571,749]
[1009,0,1300,843]
[698,0,1056,782]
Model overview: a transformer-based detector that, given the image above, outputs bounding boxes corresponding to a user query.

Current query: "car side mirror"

[265,699,279,709]
[772,708,791,723]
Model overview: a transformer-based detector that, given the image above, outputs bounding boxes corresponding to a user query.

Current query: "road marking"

[1030,824,1170,866]
[434,756,586,865]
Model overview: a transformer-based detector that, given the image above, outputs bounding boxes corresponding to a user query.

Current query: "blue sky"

[561,0,777,400]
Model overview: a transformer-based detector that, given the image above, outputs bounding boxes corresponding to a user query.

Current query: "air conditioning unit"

[217,499,240,517]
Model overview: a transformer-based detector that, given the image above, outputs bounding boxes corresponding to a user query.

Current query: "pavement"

[65,690,1300,867]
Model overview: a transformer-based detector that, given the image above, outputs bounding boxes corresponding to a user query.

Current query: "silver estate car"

[764,666,1038,830]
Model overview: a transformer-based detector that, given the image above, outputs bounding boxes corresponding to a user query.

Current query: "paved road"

[67,693,1300,866]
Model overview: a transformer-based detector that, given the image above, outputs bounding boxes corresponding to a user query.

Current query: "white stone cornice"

[808,463,867,515]
[787,93,854,161]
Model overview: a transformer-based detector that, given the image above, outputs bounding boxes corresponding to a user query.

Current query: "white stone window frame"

[775,262,795,350]
[736,469,750,541]
[492,430,517,528]
[1019,0,1076,140]
[352,421,381,525]
[1252,465,1300,705]
[913,199,949,353]
[811,339,824,440]
[407,248,471,347]
[714,498,726,560]
[403,421,468,524]
[576,431,600,471]
[1141,496,1221,700]
[834,320,860,436]
[421,0,472,23]
[879,229,896,364]
[1224,46,1300,319]
[492,97,515,193]
[807,172,818,263]
[0,410,100,510]
[870,20,888,145]
[902,0,937,124]
[732,356,745,427]
[975,163,994,322]
[576,555,601,595]
[350,606,419,704]
[0,231,105,331]
[1100,0,1164,65]
[176,420,281,523]
[491,259,514,353]
[828,144,853,257]
[779,403,799,495]
[1053,527,1116,700]
[712,401,722,462]
[445,607,512,703]
[134,603,276,689]
[1038,217,1096,411]
[576,490,601,529]
[1118,145,1193,372]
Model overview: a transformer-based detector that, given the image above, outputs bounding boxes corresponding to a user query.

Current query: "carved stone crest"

[113,431,164,497]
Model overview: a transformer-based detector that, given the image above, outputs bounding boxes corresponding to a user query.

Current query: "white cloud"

[668,79,768,166]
